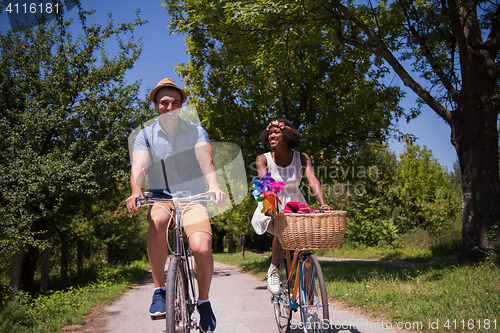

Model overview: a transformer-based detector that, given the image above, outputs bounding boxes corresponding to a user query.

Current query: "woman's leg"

[271,235,283,267]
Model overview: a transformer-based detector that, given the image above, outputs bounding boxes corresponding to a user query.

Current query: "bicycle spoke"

[299,255,329,333]
[166,257,190,333]
[273,254,292,333]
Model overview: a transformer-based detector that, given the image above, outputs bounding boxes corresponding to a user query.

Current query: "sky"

[0,0,458,171]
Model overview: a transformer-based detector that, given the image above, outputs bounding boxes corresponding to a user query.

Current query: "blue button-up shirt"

[133,117,210,198]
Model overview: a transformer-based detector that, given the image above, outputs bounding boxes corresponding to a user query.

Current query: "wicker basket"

[274,211,347,250]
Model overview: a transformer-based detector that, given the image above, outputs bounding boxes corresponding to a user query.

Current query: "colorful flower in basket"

[251,178,263,202]
[261,190,282,216]
[251,173,284,217]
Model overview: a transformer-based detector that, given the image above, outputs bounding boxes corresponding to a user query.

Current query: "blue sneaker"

[149,289,166,317]
[197,302,216,332]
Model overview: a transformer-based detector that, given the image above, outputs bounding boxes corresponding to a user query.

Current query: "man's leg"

[189,231,216,332]
[147,207,172,317]
[148,207,172,287]
[188,231,213,300]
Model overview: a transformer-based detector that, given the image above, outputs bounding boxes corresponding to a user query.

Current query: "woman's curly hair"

[259,118,302,149]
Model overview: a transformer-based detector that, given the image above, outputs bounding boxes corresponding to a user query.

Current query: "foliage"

[322,143,461,249]
[210,195,255,241]
[163,0,500,262]
[87,180,149,264]
[162,0,405,168]
[0,260,149,332]
[0,0,152,288]
[342,143,403,247]
[397,144,461,241]
[163,0,406,247]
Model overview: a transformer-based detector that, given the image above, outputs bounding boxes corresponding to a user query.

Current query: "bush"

[345,216,401,248]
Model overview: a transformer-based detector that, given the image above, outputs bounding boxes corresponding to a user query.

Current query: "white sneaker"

[267,263,280,295]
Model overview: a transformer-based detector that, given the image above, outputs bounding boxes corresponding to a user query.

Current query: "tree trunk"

[21,245,39,291]
[20,218,48,291]
[240,234,245,259]
[9,248,22,297]
[211,224,225,253]
[61,237,69,283]
[77,239,83,278]
[241,216,251,259]
[227,231,234,253]
[40,246,50,292]
[103,245,109,263]
[450,94,500,262]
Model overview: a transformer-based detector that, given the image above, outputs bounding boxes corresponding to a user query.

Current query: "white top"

[251,151,306,235]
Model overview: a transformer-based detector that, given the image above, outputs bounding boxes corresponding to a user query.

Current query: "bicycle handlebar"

[135,191,215,209]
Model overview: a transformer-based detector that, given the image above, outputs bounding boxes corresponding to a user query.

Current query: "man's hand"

[126,192,141,216]
[209,187,226,209]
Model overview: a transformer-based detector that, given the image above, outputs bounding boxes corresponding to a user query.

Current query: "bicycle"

[136,191,215,333]
[271,214,330,333]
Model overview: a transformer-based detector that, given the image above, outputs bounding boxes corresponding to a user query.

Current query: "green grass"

[214,251,500,333]
[0,260,150,333]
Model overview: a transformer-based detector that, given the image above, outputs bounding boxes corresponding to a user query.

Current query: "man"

[126,78,225,333]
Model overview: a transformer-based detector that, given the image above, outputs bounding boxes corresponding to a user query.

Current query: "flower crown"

[266,120,290,131]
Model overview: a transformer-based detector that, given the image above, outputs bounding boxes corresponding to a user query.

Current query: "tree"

[325,142,403,247]
[398,144,461,241]
[163,0,405,172]
[0,2,150,290]
[164,0,405,246]
[164,0,499,261]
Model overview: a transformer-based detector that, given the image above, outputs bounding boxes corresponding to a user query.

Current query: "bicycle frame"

[136,192,214,330]
[270,195,329,333]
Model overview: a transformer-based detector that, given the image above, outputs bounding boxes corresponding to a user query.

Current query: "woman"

[251,118,331,294]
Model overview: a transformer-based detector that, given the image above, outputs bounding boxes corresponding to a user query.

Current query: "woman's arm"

[301,152,331,210]
[256,154,268,179]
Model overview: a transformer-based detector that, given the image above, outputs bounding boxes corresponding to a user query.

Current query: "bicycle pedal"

[151,314,165,321]
[190,317,198,330]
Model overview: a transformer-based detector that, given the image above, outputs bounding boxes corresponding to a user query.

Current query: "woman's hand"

[264,206,274,216]
[320,204,333,211]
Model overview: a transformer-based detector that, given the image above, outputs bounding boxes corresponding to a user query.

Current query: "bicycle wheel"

[299,254,329,333]
[165,256,190,333]
[273,255,292,333]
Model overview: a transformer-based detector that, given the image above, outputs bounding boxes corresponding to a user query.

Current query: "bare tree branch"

[333,1,452,123]
[398,0,460,101]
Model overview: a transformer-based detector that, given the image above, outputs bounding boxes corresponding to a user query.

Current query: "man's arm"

[126,150,150,216]
[194,141,226,208]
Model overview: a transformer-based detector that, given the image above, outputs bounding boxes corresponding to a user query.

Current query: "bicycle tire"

[273,255,292,333]
[165,256,190,333]
[299,254,329,333]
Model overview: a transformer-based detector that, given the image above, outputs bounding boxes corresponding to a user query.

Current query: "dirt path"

[67,261,410,333]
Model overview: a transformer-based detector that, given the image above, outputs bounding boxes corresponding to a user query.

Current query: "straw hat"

[150,78,187,103]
